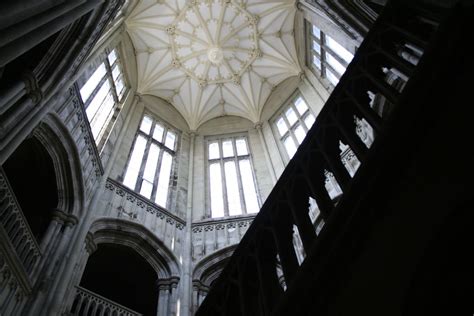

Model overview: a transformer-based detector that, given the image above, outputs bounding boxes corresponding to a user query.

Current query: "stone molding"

[191,215,255,234]
[105,178,185,230]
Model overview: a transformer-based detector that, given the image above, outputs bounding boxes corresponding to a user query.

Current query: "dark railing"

[197,1,453,315]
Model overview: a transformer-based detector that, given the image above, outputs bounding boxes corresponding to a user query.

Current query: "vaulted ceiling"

[126,0,301,129]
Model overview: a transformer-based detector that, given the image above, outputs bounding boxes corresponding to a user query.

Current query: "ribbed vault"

[126,0,301,129]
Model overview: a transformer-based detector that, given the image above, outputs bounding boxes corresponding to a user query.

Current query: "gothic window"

[307,22,354,86]
[78,48,127,145]
[123,114,177,208]
[207,136,260,218]
[274,94,315,160]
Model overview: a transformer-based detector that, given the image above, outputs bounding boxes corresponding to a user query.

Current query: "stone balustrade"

[0,168,41,277]
[101,179,185,256]
[70,285,142,316]
[191,215,254,261]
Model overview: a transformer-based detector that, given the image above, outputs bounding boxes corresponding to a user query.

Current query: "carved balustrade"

[70,286,142,316]
[197,1,448,314]
[0,168,41,278]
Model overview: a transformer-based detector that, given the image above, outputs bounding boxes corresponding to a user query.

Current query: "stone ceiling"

[126,0,301,129]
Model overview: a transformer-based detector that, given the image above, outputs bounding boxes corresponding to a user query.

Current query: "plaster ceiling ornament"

[126,0,301,129]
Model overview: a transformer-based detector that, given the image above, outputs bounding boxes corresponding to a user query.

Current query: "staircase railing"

[69,286,142,316]
[197,1,451,315]
[0,167,42,278]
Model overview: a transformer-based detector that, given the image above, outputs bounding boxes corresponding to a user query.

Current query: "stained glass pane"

[140,180,153,199]
[294,125,306,145]
[236,138,248,156]
[225,161,242,216]
[123,135,147,189]
[80,63,106,102]
[326,36,354,64]
[108,49,118,65]
[312,41,321,54]
[326,52,346,76]
[285,107,298,126]
[209,142,220,159]
[210,163,224,217]
[90,91,114,140]
[143,144,159,181]
[153,124,164,142]
[239,159,259,213]
[155,152,172,207]
[140,116,153,134]
[86,80,110,121]
[222,140,234,158]
[326,68,340,86]
[312,25,321,39]
[277,117,288,136]
[165,131,176,150]
[284,137,297,158]
[295,97,308,115]
[313,55,322,70]
[304,113,315,129]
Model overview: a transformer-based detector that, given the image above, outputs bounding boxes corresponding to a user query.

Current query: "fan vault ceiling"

[126,0,301,129]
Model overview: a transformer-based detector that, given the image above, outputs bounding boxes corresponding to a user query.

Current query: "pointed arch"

[88,218,181,278]
[32,113,86,218]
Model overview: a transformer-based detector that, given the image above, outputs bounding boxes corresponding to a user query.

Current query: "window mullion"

[104,56,120,104]
[233,141,246,215]
[219,141,229,217]
[83,70,108,108]
[150,146,165,203]
[136,135,152,192]
[325,46,349,68]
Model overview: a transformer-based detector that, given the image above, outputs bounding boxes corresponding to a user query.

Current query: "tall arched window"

[273,93,315,160]
[78,48,127,145]
[123,114,177,208]
[207,136,260,218]
[306,22,354,86]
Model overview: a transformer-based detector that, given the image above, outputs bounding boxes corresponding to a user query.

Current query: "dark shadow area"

[80,243,158,316]
[2,137,58,243]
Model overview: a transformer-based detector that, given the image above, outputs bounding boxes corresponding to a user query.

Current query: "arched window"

[207,135,260,218]
[306,22,354,86]
[273,93,315,160]
[122,114,177,209]
[78,48,127,145]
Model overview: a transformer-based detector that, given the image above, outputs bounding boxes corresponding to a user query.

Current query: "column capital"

[254,121,264,130]
[85,232,97,254]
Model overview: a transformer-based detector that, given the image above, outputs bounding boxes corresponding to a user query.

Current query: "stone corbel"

[21,72,43,104]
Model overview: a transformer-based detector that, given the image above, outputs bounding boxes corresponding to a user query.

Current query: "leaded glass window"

[123,114,177,208]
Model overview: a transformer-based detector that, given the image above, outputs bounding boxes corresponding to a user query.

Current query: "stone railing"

[70,286,142,316]
[197,1,449,314]
[101,179,185,255]
[191,215,254,261]
[0,168,41,277]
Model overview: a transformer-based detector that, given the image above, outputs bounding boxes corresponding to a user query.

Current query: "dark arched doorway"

[79,243,159,316]
[2,136,58,243]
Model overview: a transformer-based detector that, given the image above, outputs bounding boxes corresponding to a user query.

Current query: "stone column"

[0,0,104,67]
[180,131,195,315]
[156,281,170,316]
[168,278,180,316]
[255,122,277,184]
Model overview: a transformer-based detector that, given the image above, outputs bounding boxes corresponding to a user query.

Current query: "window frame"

[205,133,261,219]
[305,21,353,87]
[271,91,315,163]
[77,46,129,149]
[122,112,179,209]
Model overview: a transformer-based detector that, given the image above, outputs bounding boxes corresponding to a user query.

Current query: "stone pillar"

[180,131,195,315]
[255,122,277,184]
[168,278,180,316]
[0,0,104,67]
[156,281,170,316]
